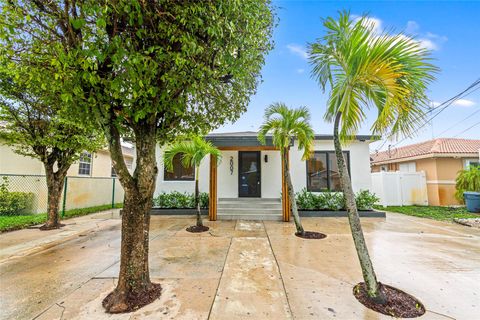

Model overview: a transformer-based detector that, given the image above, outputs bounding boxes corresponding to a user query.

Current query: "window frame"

[163,153,195,181]
[464,158,480,169]
[305,150,351,192]
[78,152,92,176]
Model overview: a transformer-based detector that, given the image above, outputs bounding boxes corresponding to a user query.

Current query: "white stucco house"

[154,131,375,221]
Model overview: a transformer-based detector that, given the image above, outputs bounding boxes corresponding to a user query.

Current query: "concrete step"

[217,213,282,221]
[219,198,281,202]
[217,208,282,215]
[217,203,282,209]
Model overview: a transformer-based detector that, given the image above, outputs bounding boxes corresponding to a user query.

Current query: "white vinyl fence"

[371,171,428,206]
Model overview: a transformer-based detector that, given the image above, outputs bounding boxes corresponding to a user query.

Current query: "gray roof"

[206,131,377,147]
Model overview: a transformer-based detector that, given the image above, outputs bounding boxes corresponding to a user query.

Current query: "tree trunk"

[333,112,386,304]
[195,166,203,227]
[102,123,161,313]
[283,148,304,234]
[40,165,66,230]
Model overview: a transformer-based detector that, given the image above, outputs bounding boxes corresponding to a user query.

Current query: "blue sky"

[214,0,480,151]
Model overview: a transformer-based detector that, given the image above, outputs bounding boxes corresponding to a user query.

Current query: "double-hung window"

[306,151,350,192]
[78,152,92,176]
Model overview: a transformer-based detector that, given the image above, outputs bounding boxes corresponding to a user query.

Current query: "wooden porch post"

[281,150,290,222]
[209,154,217,221]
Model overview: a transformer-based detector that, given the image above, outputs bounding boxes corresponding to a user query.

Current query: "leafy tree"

[1,0,274,312]
[258,103,315,235]
[164,136,221,231]
[0,57,102,230]
[309,12,437,303]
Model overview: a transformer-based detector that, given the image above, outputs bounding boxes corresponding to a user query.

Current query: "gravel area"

[453,218,480,228]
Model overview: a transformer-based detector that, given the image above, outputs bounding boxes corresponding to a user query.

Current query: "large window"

[78,152,92,176]
[306,151,350,192]
[164,153,194,181]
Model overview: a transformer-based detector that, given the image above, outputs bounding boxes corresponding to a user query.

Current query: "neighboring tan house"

[0,141,134,177]
[155,131,374,221]
[371,138,480,206]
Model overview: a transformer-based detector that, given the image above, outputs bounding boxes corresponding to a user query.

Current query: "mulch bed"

[295,231,327,239]
[103,283,162,313]
[39,223,66,230]
[186,225,210,233]
[353,282,425,318]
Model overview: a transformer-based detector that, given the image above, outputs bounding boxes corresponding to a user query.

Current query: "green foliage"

[378,206,478,221]
[355,190,380,211]
[153,191,209,209]
[258,103,315,159]
[164,136,222,173]
[0,178,34,216]
[295,188,379,211]
[455,166,480,202]
[308,11,438,142]
[0,203,123,233]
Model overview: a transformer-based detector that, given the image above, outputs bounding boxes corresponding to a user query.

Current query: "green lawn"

[0,203,123,233]
[378,205,479,221]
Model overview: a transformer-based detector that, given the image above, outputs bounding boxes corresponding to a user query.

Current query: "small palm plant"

[164,136,222,232]
[258,103,322,238]
[455,166,480,202]
[309,11,437,308]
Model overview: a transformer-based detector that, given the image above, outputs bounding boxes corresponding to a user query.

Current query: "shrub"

[355,190,380,211]
[0,178,34,216]
[153,191,209,209]
[295,188,378,211]
[455,166,480,202]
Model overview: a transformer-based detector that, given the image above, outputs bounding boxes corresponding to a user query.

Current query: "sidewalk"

[0,210,121,263]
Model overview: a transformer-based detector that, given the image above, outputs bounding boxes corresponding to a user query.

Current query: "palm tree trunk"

[195,166,203,227]
[333,112,386,304]
[283,148,304,234]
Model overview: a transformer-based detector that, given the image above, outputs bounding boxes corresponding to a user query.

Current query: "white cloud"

[405,21,419,34]
[287,44,308,60]
[296,68,305,74]
[432,101,441,107]
[418,38,438,51]
[352,15,383,34]
[453,99,476,107]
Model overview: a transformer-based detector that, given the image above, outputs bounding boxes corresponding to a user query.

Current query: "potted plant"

[455,166,480,213]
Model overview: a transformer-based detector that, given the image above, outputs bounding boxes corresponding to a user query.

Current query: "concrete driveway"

[0,211,479,319]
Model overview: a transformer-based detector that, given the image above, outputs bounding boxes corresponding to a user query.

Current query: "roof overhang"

[206,134,378,148]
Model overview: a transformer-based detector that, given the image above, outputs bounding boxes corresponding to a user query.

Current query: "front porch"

[206,133,291,222]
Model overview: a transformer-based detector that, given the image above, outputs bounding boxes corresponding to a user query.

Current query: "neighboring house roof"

[371,138,480,165]
[206,131,377,147]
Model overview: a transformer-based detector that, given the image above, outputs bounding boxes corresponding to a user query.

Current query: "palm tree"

[309,12,437,303]
[164,136,222,231]
[258,103,315,236]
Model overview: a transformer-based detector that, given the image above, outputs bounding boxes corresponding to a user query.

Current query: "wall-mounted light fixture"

[264,155,268,163]
[229,156,234,175]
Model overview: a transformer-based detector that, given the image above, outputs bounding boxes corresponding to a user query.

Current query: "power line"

[435,108,480,138]
[452,121,480,138]
[374,79,480,151]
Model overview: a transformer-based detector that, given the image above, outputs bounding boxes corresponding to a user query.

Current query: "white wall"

[154,139,373,198]
[290,139,372,193]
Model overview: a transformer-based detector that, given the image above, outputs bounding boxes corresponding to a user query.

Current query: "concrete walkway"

[0,212,479,319]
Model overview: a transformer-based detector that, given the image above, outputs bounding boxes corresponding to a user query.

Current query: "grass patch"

[377,205,479,221]
[0,203,123,233]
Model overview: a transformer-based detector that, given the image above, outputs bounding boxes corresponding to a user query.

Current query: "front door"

[238,151,261,197]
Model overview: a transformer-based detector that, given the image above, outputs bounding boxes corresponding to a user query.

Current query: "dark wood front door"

[238,151,261,197]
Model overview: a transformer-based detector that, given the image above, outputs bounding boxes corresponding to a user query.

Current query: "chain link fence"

[0,174,124,215]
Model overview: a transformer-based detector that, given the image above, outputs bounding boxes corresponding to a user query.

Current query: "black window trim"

[305,150,351,192]
[163,153,195,181]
